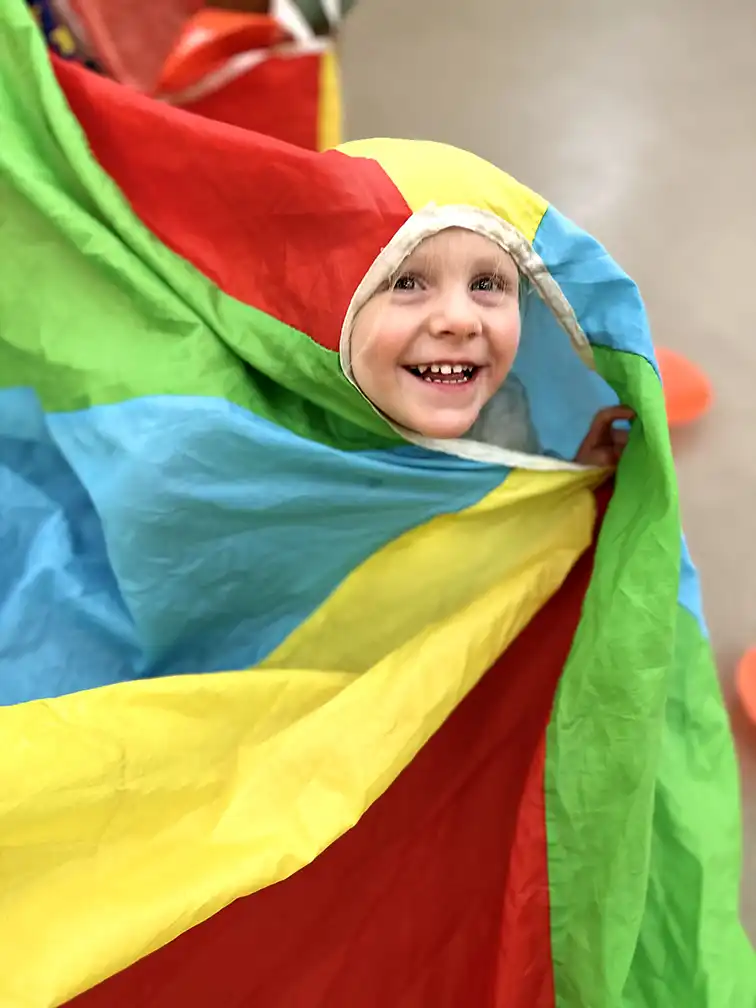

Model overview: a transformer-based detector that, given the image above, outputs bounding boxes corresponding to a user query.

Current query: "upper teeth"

[415,364,470,374]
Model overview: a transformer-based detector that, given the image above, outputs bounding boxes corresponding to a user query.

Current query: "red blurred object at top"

[59,2,336,152]
[64,0,205,92]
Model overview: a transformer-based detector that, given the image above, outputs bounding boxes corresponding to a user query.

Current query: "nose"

[428,287,481,339]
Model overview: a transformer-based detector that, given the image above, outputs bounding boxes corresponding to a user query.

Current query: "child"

[345,223,634,468]
[3,9,750,994]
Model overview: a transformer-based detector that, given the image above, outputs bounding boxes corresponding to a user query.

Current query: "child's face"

[349,228,521,439]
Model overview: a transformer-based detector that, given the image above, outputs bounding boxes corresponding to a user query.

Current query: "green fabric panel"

[623,607,755,1007]
[546,346,754,1006]
[0,0,399,451]
[547,346,680,1005]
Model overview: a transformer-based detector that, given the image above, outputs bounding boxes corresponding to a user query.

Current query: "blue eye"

[391,273,418,291]
[471,274,506,293]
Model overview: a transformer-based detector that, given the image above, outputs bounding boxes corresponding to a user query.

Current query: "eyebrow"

[470,254,518,275]
[399,250,517,275]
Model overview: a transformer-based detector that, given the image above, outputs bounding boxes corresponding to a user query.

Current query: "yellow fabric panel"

[262,468,601,674]
[0,470,602,1008]
[338,138,549,242]
[317,47,342,151]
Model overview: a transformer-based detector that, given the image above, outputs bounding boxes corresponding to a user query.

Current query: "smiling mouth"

[404,363,481,384]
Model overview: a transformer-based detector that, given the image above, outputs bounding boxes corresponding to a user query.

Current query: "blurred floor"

[341,0,756,938]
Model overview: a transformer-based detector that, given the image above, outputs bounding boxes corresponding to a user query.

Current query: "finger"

[583,406,634,446]
[598,405,636,423]
[582,411,612,445]
[593,446,620,467]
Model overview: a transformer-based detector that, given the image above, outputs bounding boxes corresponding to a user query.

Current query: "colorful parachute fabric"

[0,1,753,1006]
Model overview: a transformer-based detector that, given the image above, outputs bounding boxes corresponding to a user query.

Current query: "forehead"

[403,227,516,271]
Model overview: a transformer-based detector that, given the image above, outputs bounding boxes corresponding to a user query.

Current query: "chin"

[411,415,477,440]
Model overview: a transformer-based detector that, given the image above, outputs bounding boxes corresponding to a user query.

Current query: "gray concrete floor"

[341,0,756,939]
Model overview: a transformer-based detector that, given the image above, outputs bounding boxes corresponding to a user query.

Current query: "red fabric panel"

[67,492,609,1008]
[176,53,322,153]
[53,58,410,352]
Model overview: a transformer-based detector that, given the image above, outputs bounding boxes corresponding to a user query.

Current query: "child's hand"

[574,406,635,467]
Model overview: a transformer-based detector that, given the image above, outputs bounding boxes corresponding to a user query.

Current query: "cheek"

[350,320,399,403]
[350,338,376,398]
[351,313,408,376]
[491,310,522,365]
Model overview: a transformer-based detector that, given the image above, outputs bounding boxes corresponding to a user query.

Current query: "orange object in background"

[158,8,286,94]
[737,648,756,725]
[657,346,714,426]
